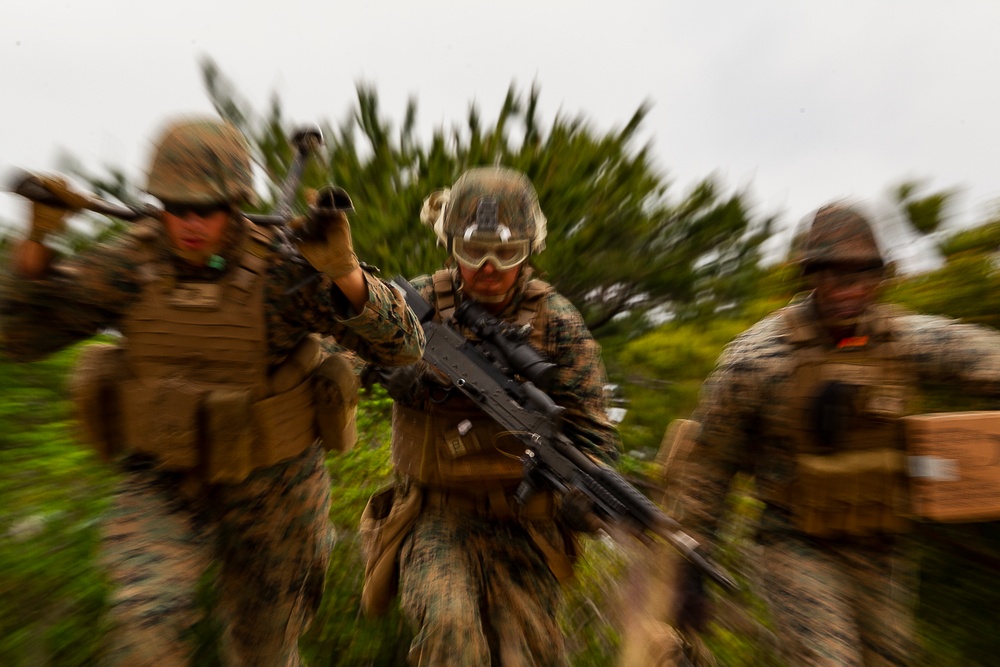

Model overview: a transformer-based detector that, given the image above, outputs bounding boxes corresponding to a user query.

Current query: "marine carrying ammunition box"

[905,412,1000,522]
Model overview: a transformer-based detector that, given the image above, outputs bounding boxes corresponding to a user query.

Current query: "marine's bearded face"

[810,263,884,330]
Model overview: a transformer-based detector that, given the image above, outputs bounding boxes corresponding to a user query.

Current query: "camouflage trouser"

[99,442,334,667]
[758,533,918,666]
[398,508,567,667]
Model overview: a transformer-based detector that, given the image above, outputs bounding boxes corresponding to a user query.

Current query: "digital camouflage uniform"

[0,118,424,667]
[381,168,622,666]
[671,287,1000,664]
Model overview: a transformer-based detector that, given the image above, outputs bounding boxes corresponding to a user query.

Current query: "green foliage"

[938,218,1000,258]
[914,522,1000,667]
[196,61,772,333]
[0,343,114,667]
[301,387,413,665]
[886,254,1000,331]
[558,536,630,664]
[891,179,958,236]
[615,318,752,455]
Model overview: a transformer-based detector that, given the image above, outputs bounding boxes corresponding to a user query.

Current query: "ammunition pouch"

[244,375,318,478]
[360,484,423,616]
[792,448,910,537]
[69,343,127,462]
[118,373,319,484]
[312,353,360,453]
[69,329,364,482]
[391,402,525,487]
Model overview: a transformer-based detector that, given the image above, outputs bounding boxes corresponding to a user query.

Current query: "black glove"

[368,360,451,405]
[557,489,601,533]
[673,561,709,633]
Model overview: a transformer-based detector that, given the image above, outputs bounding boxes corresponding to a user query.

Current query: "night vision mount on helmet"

[421,167,548,266]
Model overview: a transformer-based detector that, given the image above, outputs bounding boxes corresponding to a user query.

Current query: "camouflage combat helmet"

[798,203,884,272]
[443,167,547,253]
[145,117,256,205]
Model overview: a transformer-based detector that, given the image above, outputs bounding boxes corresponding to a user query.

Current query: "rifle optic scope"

[454,300,557,390]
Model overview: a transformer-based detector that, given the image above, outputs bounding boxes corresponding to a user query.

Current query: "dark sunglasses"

[813,265,884,288]
[162,202,228,218]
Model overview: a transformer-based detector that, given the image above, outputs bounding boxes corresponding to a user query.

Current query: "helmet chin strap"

[468,290,511,304]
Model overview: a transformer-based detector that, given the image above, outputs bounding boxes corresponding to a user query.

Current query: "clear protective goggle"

[452,237,530,271]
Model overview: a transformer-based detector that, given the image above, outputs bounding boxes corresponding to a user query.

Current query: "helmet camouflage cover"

[145,117,256,205]
[798,203,884,271]
[443,167,546,252]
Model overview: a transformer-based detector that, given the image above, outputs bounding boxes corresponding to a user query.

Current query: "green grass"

[3,257,1000,665]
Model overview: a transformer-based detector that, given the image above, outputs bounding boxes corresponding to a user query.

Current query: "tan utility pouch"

[203,388,255,484]
[120,377,203,469]
[69,343,127,461]
[251,377,318,467]
[313,353,360,453]
[794,448,909,537]
[360,484,423,616]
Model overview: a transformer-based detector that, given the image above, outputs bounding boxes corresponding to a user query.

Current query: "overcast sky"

[3,1,999,271]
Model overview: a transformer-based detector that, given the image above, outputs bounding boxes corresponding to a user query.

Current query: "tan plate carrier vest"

[771,301,914,538]
[70,220,358,484]
[388,270,577,579]
[392,269,552,493]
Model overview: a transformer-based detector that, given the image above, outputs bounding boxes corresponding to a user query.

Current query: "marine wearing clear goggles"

[450,198,531,270]
[452,237,530,271]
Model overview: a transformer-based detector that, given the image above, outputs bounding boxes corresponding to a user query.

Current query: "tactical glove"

[557,489,602,533]
[370,360,451,405]
[294,186,360,279]
[26,174,90,242]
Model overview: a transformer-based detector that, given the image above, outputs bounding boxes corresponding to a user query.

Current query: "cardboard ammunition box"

[904,411,1000,522]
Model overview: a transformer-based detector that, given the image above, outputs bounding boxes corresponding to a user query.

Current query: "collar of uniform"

[786,294,894,347]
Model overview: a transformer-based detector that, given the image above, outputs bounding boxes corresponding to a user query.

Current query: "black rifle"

[391,276,738,592]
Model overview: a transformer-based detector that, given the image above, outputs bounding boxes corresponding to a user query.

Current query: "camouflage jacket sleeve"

[0,234,143,361]
[895,311,1000,394]
[266,252,424,368]
[669,311,789,545]
[541,291,623,465]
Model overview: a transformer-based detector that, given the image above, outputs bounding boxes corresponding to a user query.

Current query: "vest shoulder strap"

[432,268,457,321]
[243,220,275,262]
[516,278,553,351]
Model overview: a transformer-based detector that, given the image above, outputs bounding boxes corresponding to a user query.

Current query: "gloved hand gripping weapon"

[390,276,738,593]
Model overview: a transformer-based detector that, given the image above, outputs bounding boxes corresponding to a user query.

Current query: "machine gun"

[391,276,738,592]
